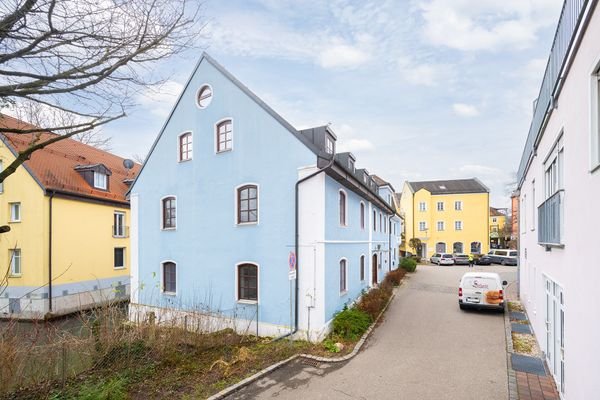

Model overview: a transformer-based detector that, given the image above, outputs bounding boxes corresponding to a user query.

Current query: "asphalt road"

[226,264,517,400]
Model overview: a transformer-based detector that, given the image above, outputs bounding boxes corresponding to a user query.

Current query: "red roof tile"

[0,114,139,204]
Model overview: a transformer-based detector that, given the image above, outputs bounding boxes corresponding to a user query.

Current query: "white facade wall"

[519,4,600,399]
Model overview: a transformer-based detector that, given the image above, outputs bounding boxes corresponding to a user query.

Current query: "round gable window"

[197,84,213,108]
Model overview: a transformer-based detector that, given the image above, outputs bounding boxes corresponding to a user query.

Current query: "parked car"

[453,253,469,265]
[487,249,518,266]
[430,253,442,264]
[439,253,455,265]
[474,255,492,265]
[458,272,508,312]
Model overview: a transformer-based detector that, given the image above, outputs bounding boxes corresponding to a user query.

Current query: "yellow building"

[399,179,490,259]
[0,115,139,319]
[489,207,509,249]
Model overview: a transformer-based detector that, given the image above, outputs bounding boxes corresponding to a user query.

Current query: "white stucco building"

[517,1,600,398]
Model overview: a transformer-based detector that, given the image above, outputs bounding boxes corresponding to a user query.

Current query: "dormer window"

[348,158,354,171]
[94,172,107,190]
[325,136,334,154]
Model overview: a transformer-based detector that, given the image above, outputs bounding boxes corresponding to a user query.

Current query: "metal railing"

[112,226,130,238]
[538,191,563,245]
[517,0,590,184]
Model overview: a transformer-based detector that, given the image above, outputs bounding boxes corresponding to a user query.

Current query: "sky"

[103,0,565,208]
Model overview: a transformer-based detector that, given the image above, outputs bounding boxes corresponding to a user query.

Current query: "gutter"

[48,190,54,313]
[275,151,336,341]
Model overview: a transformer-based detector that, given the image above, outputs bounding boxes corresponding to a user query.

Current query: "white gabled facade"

[517,1,600,398]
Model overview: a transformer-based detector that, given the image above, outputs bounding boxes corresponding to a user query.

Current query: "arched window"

[162,261,176,294]
[379,212,382,232]
[197,84,213,108]
[339,190,347,226]
[216,119,233,152]
[360,202,365,229]
[237,263,258,301]
[179,132,192,161]
[237,185,258,224]
[453,242,464,254]
[373,210,377,231]
[360,255,365,281]
[436,242,446,253]
[470,242,482,254]
[162,196,176,229]
[339,259,347,293]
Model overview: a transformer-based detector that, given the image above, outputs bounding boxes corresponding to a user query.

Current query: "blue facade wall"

[132,58,316,327]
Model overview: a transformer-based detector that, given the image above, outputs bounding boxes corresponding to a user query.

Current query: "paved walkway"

[227,264,517,399]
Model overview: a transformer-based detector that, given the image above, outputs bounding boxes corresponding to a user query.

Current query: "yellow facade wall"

[0,144,49,287]
[400,183,490,257]
[51,197,130,286]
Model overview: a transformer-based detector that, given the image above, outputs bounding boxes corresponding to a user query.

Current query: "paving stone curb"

[504,286,519,400]
[206,277,406,399]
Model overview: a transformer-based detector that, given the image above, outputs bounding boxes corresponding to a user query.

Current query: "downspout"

[48,190,54,313]
[388,215,392,269]
[275,150,336,341]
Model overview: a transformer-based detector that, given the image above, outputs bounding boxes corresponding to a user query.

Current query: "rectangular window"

[360,203,365,229]
[339,260,347,293]
[339,191,346,226]
[163,262,176,294]
[437,221,444,231]
[592,72,600,168]
[437,201,444,211]
[9,249,21,276]
[113,212,125,237]
[162,197,176,229]
[325,136,334,154]
[94,172,107,190]
[114,248,125,269]
[9,202,20,222]
[455,201,462,211]
[380,213,383,232]
[360,256,365,281]
[373,210,377,231]
[455,221,463,231]
[238,185,258,224]
[532,180,536,231]
[419,202,426,212]
[348,159,354,171]
[419,221,426,231]
[238,264,258,301]
[0,160,3,193]
[492,217,497,223]
[544,137,563,199]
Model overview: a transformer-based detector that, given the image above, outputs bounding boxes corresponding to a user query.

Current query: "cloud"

[319,44,370,69]
[338,138,375,153]
[398,56,454,86]
[452,103,479,117]
[136,80,183,117]
[454,164,516,205]
[417,0,563,51]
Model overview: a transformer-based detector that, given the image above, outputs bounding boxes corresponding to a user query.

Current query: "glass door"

[555,286,565,395]
[545,279,554,370]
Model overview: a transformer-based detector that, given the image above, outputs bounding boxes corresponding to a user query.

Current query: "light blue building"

[129,53,402,340]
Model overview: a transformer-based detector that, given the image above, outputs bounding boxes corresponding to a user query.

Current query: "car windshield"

[456,254,467,257]
[496,251,507,256]
[509,251,518,257]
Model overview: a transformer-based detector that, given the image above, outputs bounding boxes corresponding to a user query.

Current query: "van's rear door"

[462,277,499,305]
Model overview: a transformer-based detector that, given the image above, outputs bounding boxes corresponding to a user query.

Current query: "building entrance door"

[545,277,564,394]
[372,253,378,285]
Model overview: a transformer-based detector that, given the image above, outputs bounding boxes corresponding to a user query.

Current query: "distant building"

[489,207,509,249]
[129,53,401,341]
[510,191,519,248]
[399,179,490,258]
[516,1,600,397]
[0,114,138,319]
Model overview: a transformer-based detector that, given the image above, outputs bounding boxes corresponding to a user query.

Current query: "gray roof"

[407,178,489,195]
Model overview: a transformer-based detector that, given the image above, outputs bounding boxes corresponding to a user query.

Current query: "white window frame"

[492,217,497,223]
[544,134,564,199]
[215,118,234,153]
[93,172,107,190]
[437,221,444,231]
[161,260,177,295]
[113,211,126,238]
[196,84,213,109]
[9,202,20,222]
[339,258,348,295]
[455,220,463,231]
[0,160,3,193]
[359,201,365,230]
[9,248,21,276]
[114,247,126,269]
[437,201,444,211]
[234,183,260,226]
[360,254,366,282]
[160,195,177,231]
[454,201,462,211]
[531,179,536,232]
[339,189,348,227]
[235,261,260,304]
[591,65,600,171]
[177,131,193,162]
[419,221,427,231]
[325,136,334,154]
[419,202,426,212]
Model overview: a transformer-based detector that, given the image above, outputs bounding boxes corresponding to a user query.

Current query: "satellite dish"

[123,159,134,170]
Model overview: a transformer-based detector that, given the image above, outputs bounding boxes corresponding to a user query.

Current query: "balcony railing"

[113,226,130,238]
[538,191,563,245]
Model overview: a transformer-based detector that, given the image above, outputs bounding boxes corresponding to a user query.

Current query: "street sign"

[288,270,296,280]
[288,251,296,271]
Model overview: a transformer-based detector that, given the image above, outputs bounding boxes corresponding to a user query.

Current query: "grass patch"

[512,333,536,355]
[508,302,524,312]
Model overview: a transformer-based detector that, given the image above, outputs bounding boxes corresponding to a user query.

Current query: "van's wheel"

[459,304,466,310]
[501,260,506,266]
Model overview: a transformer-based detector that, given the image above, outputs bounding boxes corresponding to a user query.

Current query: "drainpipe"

[274,151,335,341]
[388,215,392,269]
[48,190,54,313]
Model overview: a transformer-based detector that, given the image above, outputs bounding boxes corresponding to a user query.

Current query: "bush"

[385,269,406,286]
[332,308,372,340]
[400,257,417,272]
[357,284,393,320]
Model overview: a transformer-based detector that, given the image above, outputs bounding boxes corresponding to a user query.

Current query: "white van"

[458,272,508,312]
[487,249,518,266]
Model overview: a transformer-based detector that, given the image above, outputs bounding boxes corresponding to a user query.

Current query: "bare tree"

[0,0,207,183]
[72,130,112,151]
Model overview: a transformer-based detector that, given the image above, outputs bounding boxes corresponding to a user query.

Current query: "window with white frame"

[522,195,527,233]
[419,202,426,212]
[339,259,347,293]
[492,217,497,223]
[360,202,365,229]
[532,179,536,231]
[216,120,232,152]
[238,185,258,224]
[455,220,463,231]
[179,132,193,161]
[93,172,107,190]
[113,212,125,237]
[455,201,462,211]
[114,248,125,269]
[544,136,564,199]
[360,255,365,281]
[197,84,213,108]
[437,201,444,211]
[592,70,600,168]
[379,212,382,232]
[348,158,354,171]
[437,221,444,231]
[325,136,334,154]
[373,210,377,231]
[162,261,176,294]
[339,190,347,226]
[9,202,20,222]
[419,221,427,231]
[9,249,21,276]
